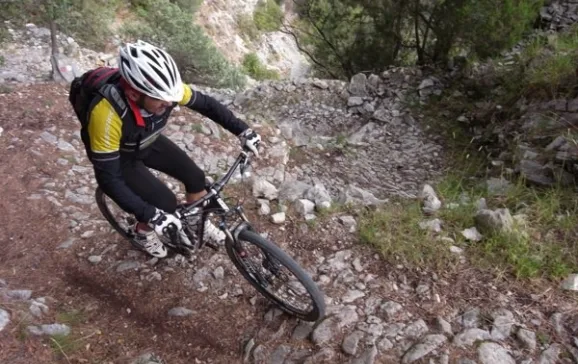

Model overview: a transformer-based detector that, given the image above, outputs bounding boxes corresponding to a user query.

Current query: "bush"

[522,26,578,98]
[0,0,120,50]
[242,53,280,80]
[57,0,121,49]
[291,0,543,79]
[253,0,283,32]
[121,0,246,89]
[237,13,261,41]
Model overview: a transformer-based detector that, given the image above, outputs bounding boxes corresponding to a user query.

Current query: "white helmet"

[118,40,184,102]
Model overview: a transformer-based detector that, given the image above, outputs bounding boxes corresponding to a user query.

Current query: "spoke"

[236,241,313,313]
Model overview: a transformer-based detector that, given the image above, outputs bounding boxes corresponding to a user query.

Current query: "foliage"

[58,0,121,49]
[0,0,120,49]
[121,0,246,89]
[286,0,544,79]
[459,0,543,60]
[359,168,578,280]
[242,53,280,80]
[521,25,578,99]
[254,0,284,32]
[237,13,261,42]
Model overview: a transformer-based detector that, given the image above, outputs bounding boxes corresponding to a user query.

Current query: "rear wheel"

[226,229,325,322]
[95,187,143,251]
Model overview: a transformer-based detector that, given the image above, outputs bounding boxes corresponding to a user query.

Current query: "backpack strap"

[99,81,146,128]
[99,84,131,122]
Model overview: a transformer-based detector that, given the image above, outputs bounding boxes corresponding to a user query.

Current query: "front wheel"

[226,229,325,322]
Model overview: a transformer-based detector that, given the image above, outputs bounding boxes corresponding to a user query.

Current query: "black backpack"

[69,67,127,127]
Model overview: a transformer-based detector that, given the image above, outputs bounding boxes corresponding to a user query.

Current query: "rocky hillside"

[196,0,310,79]
[1,75,577,364]
[1,3,578,363]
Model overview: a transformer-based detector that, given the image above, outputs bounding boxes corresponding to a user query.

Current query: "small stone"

[517,328,537,351]
[342,331,364,355]
[40,324,71,336]
[130,352,164,364]
[339,215,357,233]
[351,346,378,364]
[270,345,292,363]
[348,96,364,107]
[403,319,429,339]
[342,290,365,303]
[243,338,255,363]
[81,230,95,239]
[258,200,271,215]
[271,212,286,224]
[304,214,316,221]
[292,321,314,340]
[380,301,403,320]
[402,334,447,363]
[352,257,363,272]
[490,309,514,340]
[539,343,561,364]
[252,178,278,200]
[478,342,515,364]
[377,337,393,351]
[295,199,315,216]
[561,274,578,291]
[419,218,442,233]
[311,318,336,345]
[57,139,76,152]
[116,261,140,272]
[212,266,225,280]
[88,255,102,264]
[550,312,565,335]
[40,131,58,144]
[303,348,336,364]
[335,305,359,328]
[453,328,492,347]
[313,79,329,89]
[475,208,514,234]
[146,272,162,281]
[0,309,10,331]
[6,290,32,300]
[421,184,441,213]
[462,308,480,328]
[435,317,453,335]
[462,227,482,242]
[58,238,77,249]
[28,301,48,318]
[168,307,194,317]
[450,245,464,254]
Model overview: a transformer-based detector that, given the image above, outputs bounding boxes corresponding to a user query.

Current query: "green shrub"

[121,0,246,89]
[237,13,261,41]
[57,0,120,50]
[0,0,120,50]
[242,53,280,80]
[523,26,578,98]
[253,0,283,32]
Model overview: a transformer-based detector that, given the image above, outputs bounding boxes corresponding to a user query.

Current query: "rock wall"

[196,0,311,79]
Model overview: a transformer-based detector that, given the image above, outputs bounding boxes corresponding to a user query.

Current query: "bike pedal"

[205,241,220,251]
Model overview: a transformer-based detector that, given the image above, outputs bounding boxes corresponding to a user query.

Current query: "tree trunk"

[50,19,58,56]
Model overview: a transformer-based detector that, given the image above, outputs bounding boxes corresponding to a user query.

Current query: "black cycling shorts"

[120,134,205,214]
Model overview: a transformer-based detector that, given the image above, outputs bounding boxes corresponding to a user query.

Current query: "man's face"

[141,95,172,115]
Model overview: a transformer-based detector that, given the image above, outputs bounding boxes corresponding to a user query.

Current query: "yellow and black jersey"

[83,81,249,222]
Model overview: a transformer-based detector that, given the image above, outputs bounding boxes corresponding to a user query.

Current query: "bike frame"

[173,150,254,250]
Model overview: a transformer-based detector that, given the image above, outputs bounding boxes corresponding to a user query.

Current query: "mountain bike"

[94,149,325,322]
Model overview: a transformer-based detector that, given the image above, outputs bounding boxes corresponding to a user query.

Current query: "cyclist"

[77,40,261,258]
